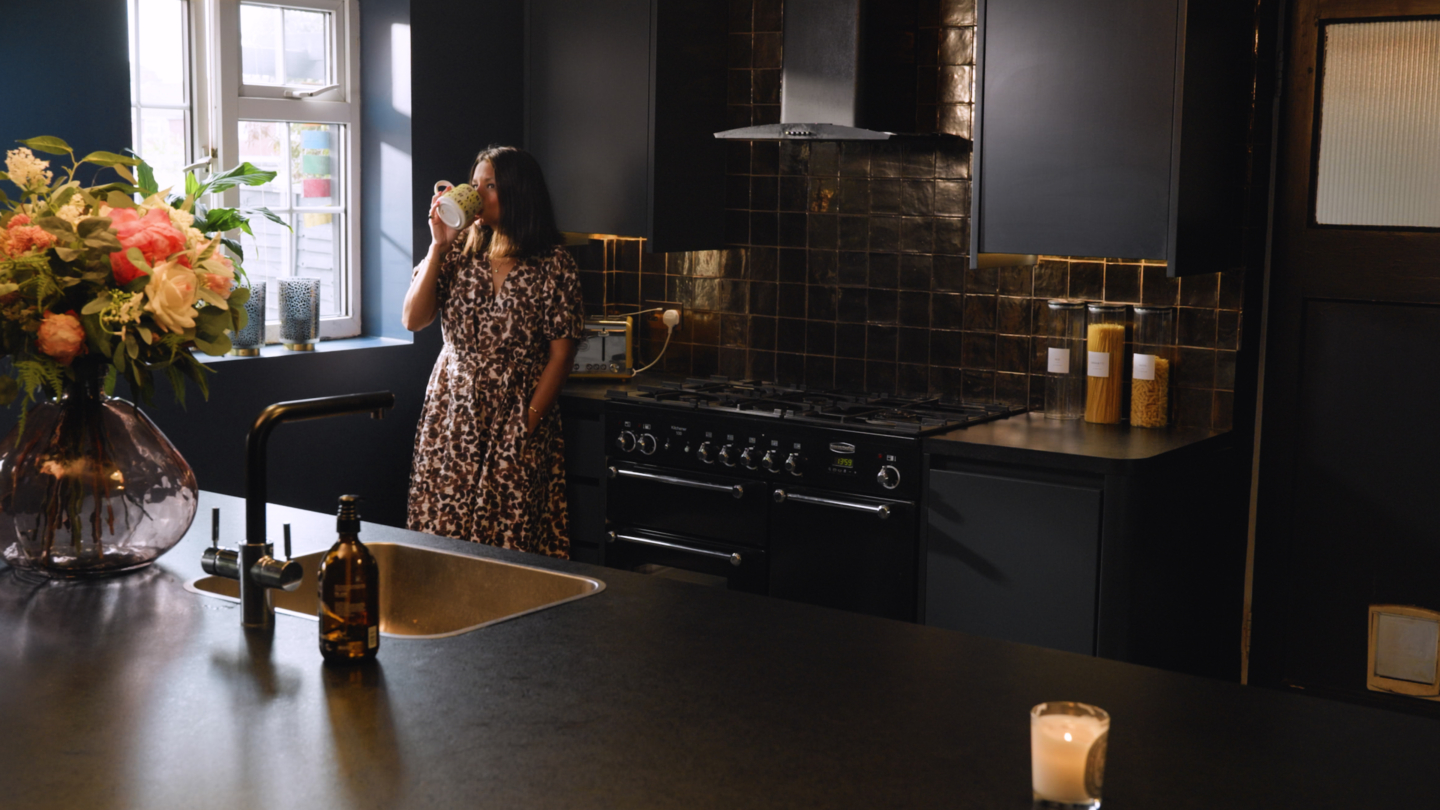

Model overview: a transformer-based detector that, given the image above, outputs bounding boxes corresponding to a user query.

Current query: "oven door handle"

[607,466,745,499]
[608,531,743,567]
[772,489,891,520]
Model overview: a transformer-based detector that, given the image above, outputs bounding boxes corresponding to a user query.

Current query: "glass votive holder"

[1031,701,1110,809]
[278,277,320,351]
[229,281,266,356]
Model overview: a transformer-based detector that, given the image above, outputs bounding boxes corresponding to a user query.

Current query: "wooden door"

[1251,0,1440,713]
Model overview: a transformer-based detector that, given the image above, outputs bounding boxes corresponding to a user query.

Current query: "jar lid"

[1086,302,1126,312]
[1133,305,1174,314]
[1047,299,1084,310]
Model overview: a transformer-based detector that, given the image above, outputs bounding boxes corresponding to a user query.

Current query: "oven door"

[606,462,769,547]
[605,528,768,593]
[606,461,772,593]
[768,486,918,621]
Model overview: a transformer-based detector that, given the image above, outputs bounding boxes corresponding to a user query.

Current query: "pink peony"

[36,311,86,365]
[109,208,186,285]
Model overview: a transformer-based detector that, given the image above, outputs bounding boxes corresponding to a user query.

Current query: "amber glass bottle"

[318,494,379,664]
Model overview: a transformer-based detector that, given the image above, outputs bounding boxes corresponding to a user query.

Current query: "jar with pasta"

[1044,300,1086,419]
[1084,303,1126,424]
[1130,306,1174,428]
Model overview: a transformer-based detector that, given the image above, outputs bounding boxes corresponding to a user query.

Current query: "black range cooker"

[604,377,1023,621]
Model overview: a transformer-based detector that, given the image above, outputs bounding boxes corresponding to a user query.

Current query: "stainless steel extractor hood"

[715,0,923,141]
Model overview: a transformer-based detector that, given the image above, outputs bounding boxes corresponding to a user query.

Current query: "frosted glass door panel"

[1315,21,1440,228]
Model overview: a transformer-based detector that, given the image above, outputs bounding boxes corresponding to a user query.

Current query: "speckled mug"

[434,180,482,229]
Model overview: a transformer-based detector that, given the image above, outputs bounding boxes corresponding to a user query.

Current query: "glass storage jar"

[1130,306,1175,428]
[1044,300,1087,419]
[1084,303,1127,424]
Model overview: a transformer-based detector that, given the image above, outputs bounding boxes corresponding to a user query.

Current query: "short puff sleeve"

[542,246,585,343]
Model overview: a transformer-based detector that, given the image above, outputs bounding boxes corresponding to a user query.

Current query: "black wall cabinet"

[525,0,727,252]
[971,0,1255,276]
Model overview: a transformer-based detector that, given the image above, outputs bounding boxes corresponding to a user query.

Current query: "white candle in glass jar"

[1031,712,1107,804]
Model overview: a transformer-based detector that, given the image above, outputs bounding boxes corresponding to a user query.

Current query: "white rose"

[143,259,201,333]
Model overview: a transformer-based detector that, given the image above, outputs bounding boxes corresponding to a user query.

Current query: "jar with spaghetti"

[1130,306,1174,428]
[1044,300,1086,419]
[1084,303,1126,424]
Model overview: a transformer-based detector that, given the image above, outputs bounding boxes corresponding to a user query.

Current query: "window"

[126,0,362,342]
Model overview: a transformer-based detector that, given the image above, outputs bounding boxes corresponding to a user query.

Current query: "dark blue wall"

[1,0,131,174]
[1,0,527,531]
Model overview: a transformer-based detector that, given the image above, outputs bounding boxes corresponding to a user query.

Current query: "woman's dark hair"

[463,145,563,259]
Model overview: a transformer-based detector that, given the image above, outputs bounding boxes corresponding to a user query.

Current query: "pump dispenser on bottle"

[318,494,380,663]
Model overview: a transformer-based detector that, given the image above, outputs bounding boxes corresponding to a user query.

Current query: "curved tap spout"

[239,391,396,628]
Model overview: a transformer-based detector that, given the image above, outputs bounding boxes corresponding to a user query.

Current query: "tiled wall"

[570,0,1244,430]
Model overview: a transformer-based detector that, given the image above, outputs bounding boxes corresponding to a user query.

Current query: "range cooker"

[604,377,1023,621]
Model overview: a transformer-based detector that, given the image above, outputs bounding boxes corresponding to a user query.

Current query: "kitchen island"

[1,491,1435,809]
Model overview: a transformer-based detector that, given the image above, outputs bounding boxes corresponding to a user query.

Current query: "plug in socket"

[662,309,682,329]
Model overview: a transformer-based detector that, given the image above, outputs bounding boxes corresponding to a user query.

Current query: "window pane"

[1315,20,1440,228]
[247,214,291,322]
[241,3,331,87]
[240,3,282,84]
[297,213,342,317]
[138,108,187,194]
[283,8,329,86]
[136,0,186,105]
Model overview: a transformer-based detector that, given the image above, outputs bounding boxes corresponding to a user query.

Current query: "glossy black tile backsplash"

[570,0,1243,430]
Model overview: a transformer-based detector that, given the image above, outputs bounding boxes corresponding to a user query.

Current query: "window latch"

[284,83,341,99]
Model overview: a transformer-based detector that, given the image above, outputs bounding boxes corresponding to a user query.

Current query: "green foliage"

[19,136,72,155]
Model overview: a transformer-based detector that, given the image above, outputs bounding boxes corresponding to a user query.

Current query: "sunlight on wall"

[391,23,411,117]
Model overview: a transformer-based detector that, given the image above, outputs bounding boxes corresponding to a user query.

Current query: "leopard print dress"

[407,243,584,558]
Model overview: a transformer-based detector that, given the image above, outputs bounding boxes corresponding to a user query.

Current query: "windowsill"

[198,334,412,364]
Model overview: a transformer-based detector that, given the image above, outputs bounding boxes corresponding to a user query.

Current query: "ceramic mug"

[433,180,482,229]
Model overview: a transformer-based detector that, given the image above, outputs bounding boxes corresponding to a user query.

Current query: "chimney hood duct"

[715,0,958,141]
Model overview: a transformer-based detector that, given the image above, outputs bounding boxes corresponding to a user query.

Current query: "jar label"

[1087,351,1111,378]
[368,625,379,648]
[1134,353,1157,381]
[1047,347,1071,373]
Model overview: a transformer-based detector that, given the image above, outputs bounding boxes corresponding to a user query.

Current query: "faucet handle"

[251,555,304,592]
[283,523,292,560]
[201,507,241,579]
[211,507,220,548]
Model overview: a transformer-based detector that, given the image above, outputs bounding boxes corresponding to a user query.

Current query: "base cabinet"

[926,469,1102,655]
[561,398,607,565]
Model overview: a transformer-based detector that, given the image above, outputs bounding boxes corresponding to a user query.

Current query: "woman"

[402,146,583,558]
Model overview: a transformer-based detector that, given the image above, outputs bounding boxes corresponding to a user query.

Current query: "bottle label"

[1087,351,1111,378]
[1047,347,1071,374]
[368,625,379,649]
[1134,353,1157,381]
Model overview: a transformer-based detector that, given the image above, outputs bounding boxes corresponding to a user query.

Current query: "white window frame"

[128,0,197,194]
[194,0,363,341]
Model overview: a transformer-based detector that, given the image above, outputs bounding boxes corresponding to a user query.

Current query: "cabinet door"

[926,468,1102,655]
[974,0,1180,261]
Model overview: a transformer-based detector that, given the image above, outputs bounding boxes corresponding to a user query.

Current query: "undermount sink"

[186,542,604,638]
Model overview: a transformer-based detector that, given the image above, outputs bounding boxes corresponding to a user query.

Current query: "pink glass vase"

[0,360,198,578]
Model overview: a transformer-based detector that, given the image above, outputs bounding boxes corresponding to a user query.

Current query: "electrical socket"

[662,308,682,329]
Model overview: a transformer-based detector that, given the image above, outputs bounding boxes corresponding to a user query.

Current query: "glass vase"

[0,359,198,578]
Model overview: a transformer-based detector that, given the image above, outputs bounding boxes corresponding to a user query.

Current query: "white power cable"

[630,325,674,375]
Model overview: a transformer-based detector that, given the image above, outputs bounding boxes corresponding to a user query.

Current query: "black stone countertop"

[1,491,1435,809]
[926,412,1230,474]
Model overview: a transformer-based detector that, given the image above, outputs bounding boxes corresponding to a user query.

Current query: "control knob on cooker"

[877,465,901,490]
[638,434,658,455]
[784,453,803,476]
[740,447,760,470]
[697,441,717,464]
[761,450,780,472]
[616,431,637,452]
[719,444,738,467]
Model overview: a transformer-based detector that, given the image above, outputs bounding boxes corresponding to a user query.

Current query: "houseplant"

[0,136,279,576]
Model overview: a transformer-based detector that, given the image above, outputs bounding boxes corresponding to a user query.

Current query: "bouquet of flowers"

[0,135,281,423]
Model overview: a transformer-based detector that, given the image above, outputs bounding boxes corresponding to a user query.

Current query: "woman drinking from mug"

[402,145,583,558]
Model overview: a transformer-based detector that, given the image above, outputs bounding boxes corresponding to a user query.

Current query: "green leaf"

[80,151,140,167]
[229,286,251,308]
[124,247,152,277]
[0,375,18,407]
[135,157,158,195]
[113,164,136,184]
[185,171,202,199]
[193,332,232,356]
[221,238,244,261]
[19,136,72,155]
[241,206,289,231]
[105,190,137,209]
[54,246,80,262]
[164,364,187,408]
[83,231,122,251]
[0,170,8,183]
[36,216,74,237]
[76,217,112,238]
[200,208,247,233]
[125,332,140,360]
[50,185,77,210]
[233,305,249,332]
[137,325,154,345]
[81,292,111,315]
[194,303,231,339]
[103,365,117,397]
[202,162,278,194]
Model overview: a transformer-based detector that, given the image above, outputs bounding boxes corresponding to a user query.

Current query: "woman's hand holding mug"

[431,180,482,249]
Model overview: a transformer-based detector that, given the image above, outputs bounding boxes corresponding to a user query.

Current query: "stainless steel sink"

[186,542,604,638]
